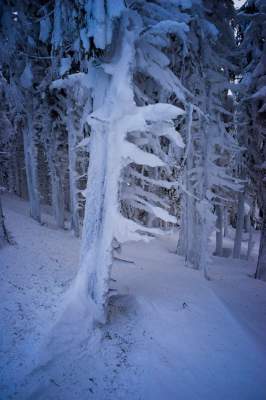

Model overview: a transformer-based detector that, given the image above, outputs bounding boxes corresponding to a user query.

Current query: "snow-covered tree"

[47,1,188,320]
[176,0,240,271]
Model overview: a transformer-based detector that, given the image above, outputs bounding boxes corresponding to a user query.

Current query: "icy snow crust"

[0,194,266,400]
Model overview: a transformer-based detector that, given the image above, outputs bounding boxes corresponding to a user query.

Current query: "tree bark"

[67,112,80,237]
[50,167,65,229]
[246,219,253,260]
[0,196,10,246]
[224,207,229,237]
[255,210,266,281]
[215,204,223,256]
[233,191,245,258]
[177,104,199,267]
[23,101,41,222]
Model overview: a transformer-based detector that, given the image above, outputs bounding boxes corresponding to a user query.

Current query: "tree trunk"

[0,196,10,246]
[78,125,119,322]
[23,102,41,223]
[198,110,212,275]
[255,210,266,281]
[176,197,186,256]
[7,159,15,193]
[14,150,21,196]
[246,202,255,260]
[67,114,80,237]
[177,104,199,267]
[51,167,65,229]
[75,19,137,322]
[233,191,245,258]
[246,219,253,260]
[224,207,229,237]
[215,204,223,256]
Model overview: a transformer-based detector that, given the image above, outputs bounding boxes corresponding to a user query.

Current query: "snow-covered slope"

[0,194,266,400]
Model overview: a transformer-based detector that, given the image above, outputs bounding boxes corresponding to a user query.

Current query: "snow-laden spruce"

[63,13,185,319]
[176,0,241,271]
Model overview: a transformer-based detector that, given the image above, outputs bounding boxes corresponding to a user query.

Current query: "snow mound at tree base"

[36,287,100,368]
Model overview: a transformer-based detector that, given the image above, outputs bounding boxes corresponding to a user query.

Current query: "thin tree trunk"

[177,104,197,266]
[67,113,80,237]
[255,209,266,281]
[233,191,245,258]
[246,202,255,260]
[176,197,186,256]
[199,107,212,276]
[246,218,253,260]
[50,167,65,229]
[7,160,15,193]
[23,102,41,222]
[0,195,10,246]
[224,207,228,237]
[14,150,21,196]
[215,204,223,256]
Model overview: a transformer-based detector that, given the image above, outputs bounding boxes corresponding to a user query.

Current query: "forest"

[0,0,266,399]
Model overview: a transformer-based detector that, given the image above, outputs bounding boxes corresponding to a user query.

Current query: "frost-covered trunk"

[255,209,266,281]
[177,155,197,266]
[75,19,136,321]
[215,204,223,256]
[198,99,212,275]
[176,198,186,256]
[185,106,198,268]
[233,191,245,258]
[50,163,65,229]
[224,207,229,237]
[177,105,196,265]
[23,103,41,222]
[78,123,122,320]
[66,114,79,237]
[184,161,197,267]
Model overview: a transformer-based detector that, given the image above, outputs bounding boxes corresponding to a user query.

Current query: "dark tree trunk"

[0,196,10,246]
[255,209,266,281]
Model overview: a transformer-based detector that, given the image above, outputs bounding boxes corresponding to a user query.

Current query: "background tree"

[237,0,266,280]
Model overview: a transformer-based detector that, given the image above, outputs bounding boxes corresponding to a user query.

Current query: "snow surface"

[1,194,266,400]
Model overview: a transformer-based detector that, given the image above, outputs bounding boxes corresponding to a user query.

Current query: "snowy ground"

[1,194,266,400]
